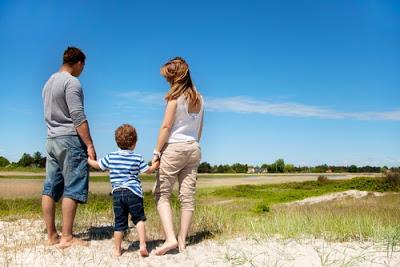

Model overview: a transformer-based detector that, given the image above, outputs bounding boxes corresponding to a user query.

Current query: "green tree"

[18,153,34,167]
[32,151,43,168]
[198,162,212,173]
[348,165,358,173]
[0,156,10,167]
[275,159,285,173]
[231,163,248,173]
[284,164,294,173]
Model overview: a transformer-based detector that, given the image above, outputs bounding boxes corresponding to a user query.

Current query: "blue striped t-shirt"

[98,150,149,198]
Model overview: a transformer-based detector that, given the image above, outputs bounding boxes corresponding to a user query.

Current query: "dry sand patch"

[0,173,379,198]
[1,219,399,267]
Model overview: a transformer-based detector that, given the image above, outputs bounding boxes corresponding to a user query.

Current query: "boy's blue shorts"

[112,188,146,231]
[42,135,89,203]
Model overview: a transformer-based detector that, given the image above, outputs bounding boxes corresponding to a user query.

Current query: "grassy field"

[1,176,399,245]
[0,173,258,182]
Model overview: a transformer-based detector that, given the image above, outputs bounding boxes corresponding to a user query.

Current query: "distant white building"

[247,167,268,174]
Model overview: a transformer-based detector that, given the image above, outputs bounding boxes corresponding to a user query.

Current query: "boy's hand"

[88,158,101,170]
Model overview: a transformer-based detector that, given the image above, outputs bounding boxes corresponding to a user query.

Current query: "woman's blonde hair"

[161,57,201,105]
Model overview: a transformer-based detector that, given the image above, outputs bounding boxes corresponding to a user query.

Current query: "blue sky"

[0,0,399,167]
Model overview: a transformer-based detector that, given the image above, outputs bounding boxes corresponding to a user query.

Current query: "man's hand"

[87,144,97,160]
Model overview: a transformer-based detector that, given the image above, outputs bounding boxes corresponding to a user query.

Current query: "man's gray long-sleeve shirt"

[42,71,87,137]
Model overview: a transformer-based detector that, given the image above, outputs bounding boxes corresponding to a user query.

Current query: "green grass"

[0,173,253,181]
[0,167,45,172]
[0,174,157,182]
[0,176,399,243]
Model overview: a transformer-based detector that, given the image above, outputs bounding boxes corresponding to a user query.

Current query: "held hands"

[151,154,160,167]
[87,144,97,161]
[152,159,160,169]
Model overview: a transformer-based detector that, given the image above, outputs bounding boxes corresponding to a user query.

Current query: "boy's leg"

[113,231,124,256]
[113,190,129,256]
[41,195,60,245]
[136,221,149,257]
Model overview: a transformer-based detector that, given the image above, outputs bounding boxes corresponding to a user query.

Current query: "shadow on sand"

[82,226,215,254]
[127,229,215,254]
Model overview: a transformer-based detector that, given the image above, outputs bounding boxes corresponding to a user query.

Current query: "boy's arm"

[88,158,101,170]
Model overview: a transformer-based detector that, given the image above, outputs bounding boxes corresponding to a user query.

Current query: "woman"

[152,57,204,255]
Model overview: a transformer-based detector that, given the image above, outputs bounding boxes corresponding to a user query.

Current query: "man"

[42,46,96,248]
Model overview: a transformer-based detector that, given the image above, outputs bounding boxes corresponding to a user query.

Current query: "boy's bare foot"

[56,236,89,249]
[177,235,186,252]
[45,234,60,246]
[139,245,149,257]
[154,240,178,256]
[113,248,122,257]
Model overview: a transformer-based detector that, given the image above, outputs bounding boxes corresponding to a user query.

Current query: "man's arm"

[76,121,96,160]
[65,78,96,160]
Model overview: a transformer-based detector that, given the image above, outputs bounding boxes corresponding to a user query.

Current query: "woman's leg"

[177,143,201,251]
[154,201,178,255]
[178,210,193,251]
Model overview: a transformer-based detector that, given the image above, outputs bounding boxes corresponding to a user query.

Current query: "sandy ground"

[287,190,388,206]
[0,173,380,198]
[0,219,399,267]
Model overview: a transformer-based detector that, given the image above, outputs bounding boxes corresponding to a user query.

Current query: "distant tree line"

[1,154,399,174]
[198,159,398,174]
[0,152,46,168]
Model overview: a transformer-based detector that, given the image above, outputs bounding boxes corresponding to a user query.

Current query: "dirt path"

[0,173,380,198]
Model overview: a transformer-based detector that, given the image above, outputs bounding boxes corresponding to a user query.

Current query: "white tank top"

[168,94,204,143]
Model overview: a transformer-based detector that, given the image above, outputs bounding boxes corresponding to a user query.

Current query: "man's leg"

[41,195,60,245]
[57,136,89,248]
[57,197,88,248]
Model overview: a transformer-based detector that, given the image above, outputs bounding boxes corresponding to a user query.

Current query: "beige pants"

[153,141,201,211]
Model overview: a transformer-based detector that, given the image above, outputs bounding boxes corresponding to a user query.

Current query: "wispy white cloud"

[112,91,400,121]
[207,96,400,121]
[114,91,164,105]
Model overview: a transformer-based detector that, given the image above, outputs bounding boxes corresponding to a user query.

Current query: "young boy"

[88,124,159,257]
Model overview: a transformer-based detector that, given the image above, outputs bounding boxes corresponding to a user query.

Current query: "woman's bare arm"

[197,109,204,142]
[152,100,177,164]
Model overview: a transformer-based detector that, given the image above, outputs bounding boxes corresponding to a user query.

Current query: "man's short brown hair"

[115,124,137,150]
[63,46,86,65]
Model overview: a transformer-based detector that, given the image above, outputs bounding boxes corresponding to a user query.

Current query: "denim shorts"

[42,135,89,203]
[113,188,146,231]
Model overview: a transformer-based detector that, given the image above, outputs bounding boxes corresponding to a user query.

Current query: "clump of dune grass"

[0,177,399,245]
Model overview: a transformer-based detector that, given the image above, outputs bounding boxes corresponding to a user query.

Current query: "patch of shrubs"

[384,171,400,189]
[317,175,329,183]
[254,202,270,213]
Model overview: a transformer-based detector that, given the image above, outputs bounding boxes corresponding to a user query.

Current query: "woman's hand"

[151,155,160,167]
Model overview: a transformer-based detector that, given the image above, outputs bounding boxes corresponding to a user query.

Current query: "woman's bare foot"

[57,236,89,249]
[139,245,149,257]
[154,240,178,256]
[113,248,122,257]
[45,233,60,246]
[177,235,186,252]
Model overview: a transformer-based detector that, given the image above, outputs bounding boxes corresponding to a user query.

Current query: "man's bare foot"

[154,240,178,256]
[139,245,149,257]
[56,236,89,249]
[113,248,122,257]
[177,235,186,252]
[45,234,60,246]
